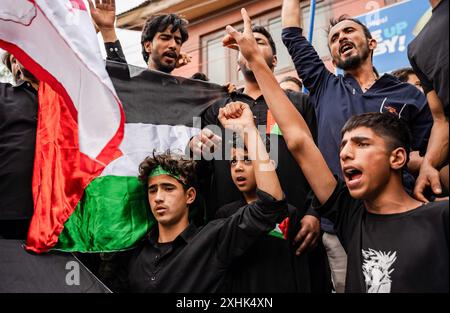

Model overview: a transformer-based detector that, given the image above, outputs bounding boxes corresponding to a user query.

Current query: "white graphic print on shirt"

[362,248,397,293]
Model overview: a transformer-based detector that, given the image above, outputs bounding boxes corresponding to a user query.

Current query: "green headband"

[149,165,185,184]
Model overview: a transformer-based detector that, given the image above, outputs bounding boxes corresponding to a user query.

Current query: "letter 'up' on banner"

[0,0,125,253]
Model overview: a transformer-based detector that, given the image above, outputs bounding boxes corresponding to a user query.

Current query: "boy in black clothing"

[222,8,449,292]
[215,145,311,292]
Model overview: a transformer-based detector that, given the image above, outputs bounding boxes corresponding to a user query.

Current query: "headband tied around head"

[148,165,185,185]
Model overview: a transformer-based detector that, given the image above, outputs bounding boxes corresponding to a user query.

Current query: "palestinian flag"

[266,110,282,136]
[268,217,289,240]
[54,61,228,252]
[0,0,124,253]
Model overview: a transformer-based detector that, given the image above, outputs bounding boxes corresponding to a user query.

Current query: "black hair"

[252,25,277,56]
[341,112,411,166]
[190,72,209,82]
[138,150,197,190]
[279,76,303,90]
[141,13,189,63]
[328,15,372,40]
[391,67,416,83]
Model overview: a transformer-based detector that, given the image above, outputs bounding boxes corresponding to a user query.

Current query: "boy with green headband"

[125,103,287,292]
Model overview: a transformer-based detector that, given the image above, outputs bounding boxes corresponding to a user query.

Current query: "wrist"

[100,28,117,43]
[238,123,257,138]
[422,156,439,169]
[248,56,267,67]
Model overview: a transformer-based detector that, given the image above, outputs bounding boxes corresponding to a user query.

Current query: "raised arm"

[282,0,302,28]
[88,0,117,43]
[215,102,287,265]
[88,0,127,64]
[280,0,333,95]
[223,9,336,204]
[218,102,283,201]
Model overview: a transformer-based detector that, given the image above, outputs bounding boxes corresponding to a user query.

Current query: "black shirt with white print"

[313,178,449,293]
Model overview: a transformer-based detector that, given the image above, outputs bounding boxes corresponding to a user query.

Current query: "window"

[204,36,227,85]
[201,31,240,85]
[268,17,293,72]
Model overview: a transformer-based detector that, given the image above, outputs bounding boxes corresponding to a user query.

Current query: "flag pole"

[307,0,317,43]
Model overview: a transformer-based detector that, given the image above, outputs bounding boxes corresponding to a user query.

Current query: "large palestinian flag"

[0,0,124,253]
[0,1,226,254]
[54,61,227,252]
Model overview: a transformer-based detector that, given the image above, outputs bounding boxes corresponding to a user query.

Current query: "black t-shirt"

[408,0,449,116]
[214,199,310,292]
[201,89,317,220]
[0,82,38,220]
[314,179,449,293]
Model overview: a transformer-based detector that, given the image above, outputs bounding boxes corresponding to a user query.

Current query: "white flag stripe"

[0,0,122,159]
[100,123,200,177]
[37,0,116,92]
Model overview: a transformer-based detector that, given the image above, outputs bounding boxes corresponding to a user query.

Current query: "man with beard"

[189,26,331,293]
[89,0,191,72]
[281,0,433,292]
[0,52,39,239]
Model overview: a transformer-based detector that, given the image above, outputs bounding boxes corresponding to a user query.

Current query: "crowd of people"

[0,0,448,293]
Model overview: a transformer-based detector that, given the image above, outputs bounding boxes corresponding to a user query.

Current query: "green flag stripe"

[54,176,154,252]
[268,226,286,240]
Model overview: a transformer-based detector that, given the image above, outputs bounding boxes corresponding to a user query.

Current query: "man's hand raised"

[218,101,255,134]
[176,52,192,69]
[88,0,117,42]
[222,9,262,65]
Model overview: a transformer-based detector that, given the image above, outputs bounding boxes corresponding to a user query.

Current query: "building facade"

[117,0,430,86]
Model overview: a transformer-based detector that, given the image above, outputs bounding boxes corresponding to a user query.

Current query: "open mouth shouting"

[235,176,247,187]
[162,51,178,62]
[343,166,363,189]
[339,41,355,56]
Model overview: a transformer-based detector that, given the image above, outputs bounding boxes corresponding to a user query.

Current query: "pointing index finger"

[241,8,253,36]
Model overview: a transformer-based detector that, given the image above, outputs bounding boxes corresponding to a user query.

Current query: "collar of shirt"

[343,73,394,93]
[12,80,37,93]
[147,222,198,247]
[230,88,265,104]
